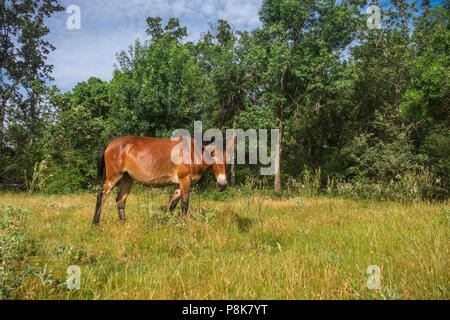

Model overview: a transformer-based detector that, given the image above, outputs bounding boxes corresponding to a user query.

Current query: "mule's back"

[105,136,180,187]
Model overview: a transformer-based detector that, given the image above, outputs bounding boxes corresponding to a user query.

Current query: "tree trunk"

[230,117,236,186]
[0,96,7,163]
[307,129,312,165]
[28,95,36,149]
[275,116,282,192]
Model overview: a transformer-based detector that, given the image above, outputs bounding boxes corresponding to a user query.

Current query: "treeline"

[0,0,448,199]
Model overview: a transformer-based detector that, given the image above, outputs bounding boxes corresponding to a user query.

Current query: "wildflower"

[370,250,374,254]
[92,278,97,282]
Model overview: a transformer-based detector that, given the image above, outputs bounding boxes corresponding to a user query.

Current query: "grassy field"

[0,185,448,300]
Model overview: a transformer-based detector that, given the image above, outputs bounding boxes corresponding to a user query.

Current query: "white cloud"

[46,0,262,91]
[172,0,190,16]
[218,0,261,27]
[201,3,216,16]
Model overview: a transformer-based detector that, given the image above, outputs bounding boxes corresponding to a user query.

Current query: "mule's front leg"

[179,177,191,218]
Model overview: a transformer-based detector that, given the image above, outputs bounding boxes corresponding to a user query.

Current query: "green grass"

[0,186,448,299]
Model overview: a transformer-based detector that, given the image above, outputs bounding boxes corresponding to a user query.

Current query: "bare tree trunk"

[230,117,236,186]
[28,95,36,148]
[275,116,282,192]
[0,96,7,163]
[307,129,312,166]
[0,80,20,163]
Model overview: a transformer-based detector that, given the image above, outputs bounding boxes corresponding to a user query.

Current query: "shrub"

[285,166,321,198]
[0,206,37,299]
[0,206,67,299]
[326,167,438,202]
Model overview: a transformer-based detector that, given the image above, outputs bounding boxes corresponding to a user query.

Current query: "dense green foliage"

[0,0,448,199]
[0,0,64,184]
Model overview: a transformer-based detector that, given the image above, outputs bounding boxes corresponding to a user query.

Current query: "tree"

[71,77,111,118]
[197,20,248,185]
[41,78,111,193]
[2,82,61,183]
[403,1,449,194]
[250,0,365,190]
[402,1,449,123]
[0,0,64,163]
[341,0,424,182]
[110,17,211,138]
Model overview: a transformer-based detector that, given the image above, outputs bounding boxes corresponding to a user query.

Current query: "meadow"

[0,185,448,300]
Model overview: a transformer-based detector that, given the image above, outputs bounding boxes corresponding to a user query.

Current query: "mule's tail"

[97,147,106,180]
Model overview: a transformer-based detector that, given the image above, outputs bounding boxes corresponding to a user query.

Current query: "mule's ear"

[204,143,216,157]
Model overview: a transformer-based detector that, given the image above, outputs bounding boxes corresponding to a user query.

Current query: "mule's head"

[204,137,236,192]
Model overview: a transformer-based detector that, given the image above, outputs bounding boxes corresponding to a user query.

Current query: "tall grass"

[0,187,448,300]
[283,167,444,202]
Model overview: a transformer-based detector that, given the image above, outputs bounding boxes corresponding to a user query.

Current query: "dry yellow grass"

[0,187,448,299]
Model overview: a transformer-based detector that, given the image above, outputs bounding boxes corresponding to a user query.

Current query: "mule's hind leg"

[93,174,122,225]
[116,173,133,222]
[167,188,181,212]
[179,177,191,218]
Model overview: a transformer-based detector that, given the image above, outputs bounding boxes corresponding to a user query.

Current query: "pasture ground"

[0,186,448,299]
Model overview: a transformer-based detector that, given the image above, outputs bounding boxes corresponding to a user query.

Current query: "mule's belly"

[134,174,179,188]
[123,142,180,188]
[191,174,202,185]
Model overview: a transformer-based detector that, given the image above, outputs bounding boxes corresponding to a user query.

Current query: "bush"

[0,206,68,299]
[340,111,427,182]
[41,164,88,194]
[0,206,37,299]
[285,166,321,198]
[326,168,439,202]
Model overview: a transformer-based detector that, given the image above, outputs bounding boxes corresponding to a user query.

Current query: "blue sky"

[44,0,444,92]
[45,0,262,91]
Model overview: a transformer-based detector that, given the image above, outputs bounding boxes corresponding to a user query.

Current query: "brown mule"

[93,135,236,225]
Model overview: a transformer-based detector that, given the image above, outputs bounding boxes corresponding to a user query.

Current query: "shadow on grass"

[228,212,253,232]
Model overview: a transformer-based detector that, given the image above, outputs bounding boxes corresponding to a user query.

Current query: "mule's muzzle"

[216,174,227,192]
[217,182,227,192]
